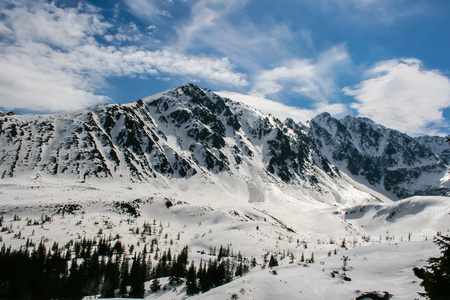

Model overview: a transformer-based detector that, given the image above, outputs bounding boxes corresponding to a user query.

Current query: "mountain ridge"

[0,83,448,201]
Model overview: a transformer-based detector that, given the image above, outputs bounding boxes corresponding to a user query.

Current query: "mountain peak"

[0,85,447,200]
[310,112,332,122]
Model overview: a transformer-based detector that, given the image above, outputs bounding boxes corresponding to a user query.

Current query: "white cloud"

[0,0,246,113]
[5,1,110,50]
[0,57,108,112]
[251,46,350,103]
[123,50,248,86]
[343,58,450,136]
[173,0,306,73]
[122,0,174,22]
[217,91,314,122]
[122,0,157,21]
[216,91,346,123]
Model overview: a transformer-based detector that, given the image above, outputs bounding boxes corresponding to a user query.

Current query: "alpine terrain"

[0,84,449,299]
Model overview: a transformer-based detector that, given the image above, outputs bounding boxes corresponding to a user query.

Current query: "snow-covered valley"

[0,176,449,299]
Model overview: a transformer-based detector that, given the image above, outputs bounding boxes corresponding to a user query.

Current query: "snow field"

[0,179,448,299]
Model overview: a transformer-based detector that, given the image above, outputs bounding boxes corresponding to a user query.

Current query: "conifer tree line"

[413,234,450,299]
[0,238,149,299]
[0,237,250,299]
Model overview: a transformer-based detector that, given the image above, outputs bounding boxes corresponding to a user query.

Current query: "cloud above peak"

[251,45,350,104]
[344,58,450,136]
[0,0,247,113]
[216,91,316,123]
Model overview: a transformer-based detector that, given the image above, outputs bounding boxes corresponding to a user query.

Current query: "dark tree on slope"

[170,246,189,279]
[67,258,83,299]
[268,254,278,267]
[186,261,198,296]
[413,234,450,299]
[119,258,130,297]
[101,257,120,298]
[235,261,244,277]
[129,254,146,298]
[198,261,212,292]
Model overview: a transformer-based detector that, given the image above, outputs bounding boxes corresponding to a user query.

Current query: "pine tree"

[186,261,198,296]
[119,257,130,297]
[129,254,145,298]
[167,248,172,261]
[156,251,170,277]
[101,257,120,298]
[170,246,189,279]
[413,234,450,299]
[178,246,189,266]
[235,261,244,277]
[67,258,84,299]
[207,259,221,287]
[220,259,233,284]
[198,261,212,293]
[218,245,225,260]
[268,254,278,267]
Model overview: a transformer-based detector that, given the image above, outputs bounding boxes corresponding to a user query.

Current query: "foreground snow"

[96,242,439,300]
[188,241,438,300]
[0,178,448,299]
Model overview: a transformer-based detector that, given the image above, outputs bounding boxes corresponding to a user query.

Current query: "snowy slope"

[184,241,440,300]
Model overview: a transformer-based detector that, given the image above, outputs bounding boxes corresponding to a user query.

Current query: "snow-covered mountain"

[0,83,448,201]
[1,84,449,299]
[309,113,449,199]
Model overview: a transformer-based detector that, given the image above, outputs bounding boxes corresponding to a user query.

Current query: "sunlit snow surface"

[0,176,448,299]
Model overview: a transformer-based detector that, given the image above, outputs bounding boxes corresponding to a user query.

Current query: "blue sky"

[0,0,449,136]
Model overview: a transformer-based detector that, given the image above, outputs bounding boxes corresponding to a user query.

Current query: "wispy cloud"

[173,0,307,73]
[251,45,350,105]
[217,91,314,122]
[344,58,450,136]
[0,0,246,113]
[122,0,172,22]
[173,1,351,109]
[217,91,346,123]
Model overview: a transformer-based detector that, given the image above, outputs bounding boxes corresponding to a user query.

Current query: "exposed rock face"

[309,112,448,198]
